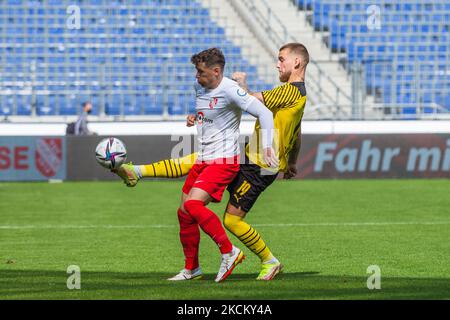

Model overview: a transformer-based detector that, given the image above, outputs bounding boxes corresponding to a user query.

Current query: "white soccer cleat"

[167,267,203,281]
[215,246,245,283]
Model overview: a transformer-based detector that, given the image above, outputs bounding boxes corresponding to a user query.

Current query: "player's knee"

[226,203,247,218]
[183,199,204,216]
[223,213,233,231]
[223,212,242,231]
[180,192,189,212]
[177,207,190,222]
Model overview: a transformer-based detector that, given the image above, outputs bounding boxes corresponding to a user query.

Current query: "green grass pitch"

[0,179,449,300]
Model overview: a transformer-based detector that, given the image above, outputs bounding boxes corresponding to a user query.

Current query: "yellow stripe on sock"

[172,160,179,177]
[224,213,274,263]
[178,153,197,175]
[140,153,197,178]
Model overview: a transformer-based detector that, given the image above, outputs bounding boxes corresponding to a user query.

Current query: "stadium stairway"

[197,0,279,85]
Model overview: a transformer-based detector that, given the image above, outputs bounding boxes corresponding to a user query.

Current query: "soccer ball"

[95,137,127,170]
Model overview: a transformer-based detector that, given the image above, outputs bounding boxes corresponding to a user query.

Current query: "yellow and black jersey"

[245,82,307,173]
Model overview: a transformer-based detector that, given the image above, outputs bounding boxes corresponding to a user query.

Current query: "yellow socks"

[139,153,196,178]
[223,212,274,263]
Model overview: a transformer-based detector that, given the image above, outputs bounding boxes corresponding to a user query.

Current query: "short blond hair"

[280,43,309,66]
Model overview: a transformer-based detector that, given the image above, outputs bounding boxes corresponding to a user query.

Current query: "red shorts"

[182,156,240,202]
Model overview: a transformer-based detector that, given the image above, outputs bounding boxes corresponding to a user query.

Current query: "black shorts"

[226,162,278,213]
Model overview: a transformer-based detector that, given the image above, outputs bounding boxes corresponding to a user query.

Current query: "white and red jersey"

[194,77,257,161]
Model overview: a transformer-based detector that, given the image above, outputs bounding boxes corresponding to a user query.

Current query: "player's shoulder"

[220,77,248,98]
[220,76,239,90]
[263,82,288,94]
[289,82,307,96]
[269,82,299,91]
[264,82,306,97]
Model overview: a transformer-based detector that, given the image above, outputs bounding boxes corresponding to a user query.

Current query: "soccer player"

[221,43,307,280]
[117,48,277,282]
[115,43,308,281]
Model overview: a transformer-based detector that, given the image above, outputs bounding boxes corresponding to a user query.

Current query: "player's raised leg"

[112,153,196,187]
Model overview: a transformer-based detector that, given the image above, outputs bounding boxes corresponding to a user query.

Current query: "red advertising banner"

[0,137,66,181]
[297,134,450,179]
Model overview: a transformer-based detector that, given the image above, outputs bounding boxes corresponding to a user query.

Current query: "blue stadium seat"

[0,96,14,116]
[138,94,163,115]
[60,98,78,115]
[16,95,32,115]
[36,96,56,116]
[168,104,185,115]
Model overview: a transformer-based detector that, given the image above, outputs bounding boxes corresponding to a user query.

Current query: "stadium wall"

[1,132,450,181]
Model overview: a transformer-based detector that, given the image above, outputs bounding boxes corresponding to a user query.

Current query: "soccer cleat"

[215,246,245,283]
[167,267,203,281]
[112,162,139,187]
[256,261,283,281]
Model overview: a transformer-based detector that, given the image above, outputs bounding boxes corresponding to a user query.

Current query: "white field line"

[0,221,449,230]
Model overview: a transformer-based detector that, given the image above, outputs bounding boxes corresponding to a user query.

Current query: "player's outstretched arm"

[245,102,279,168]
[228,83,278,169]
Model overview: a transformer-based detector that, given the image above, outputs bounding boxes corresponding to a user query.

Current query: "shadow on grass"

[0,269,449,300]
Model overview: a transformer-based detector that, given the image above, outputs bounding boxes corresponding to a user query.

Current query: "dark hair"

[191,47,225,70]
[82,101,91,108]
[279,43,309,66]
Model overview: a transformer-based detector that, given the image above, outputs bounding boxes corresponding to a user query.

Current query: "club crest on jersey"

[196,111,213,125]
[209,97,218,109]
[237,88,247,97]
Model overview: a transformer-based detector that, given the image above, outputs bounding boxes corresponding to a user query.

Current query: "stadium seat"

[139,94,164,115]
[36,96,56,116]
[0,96,14,116]
[16,95,32,115]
